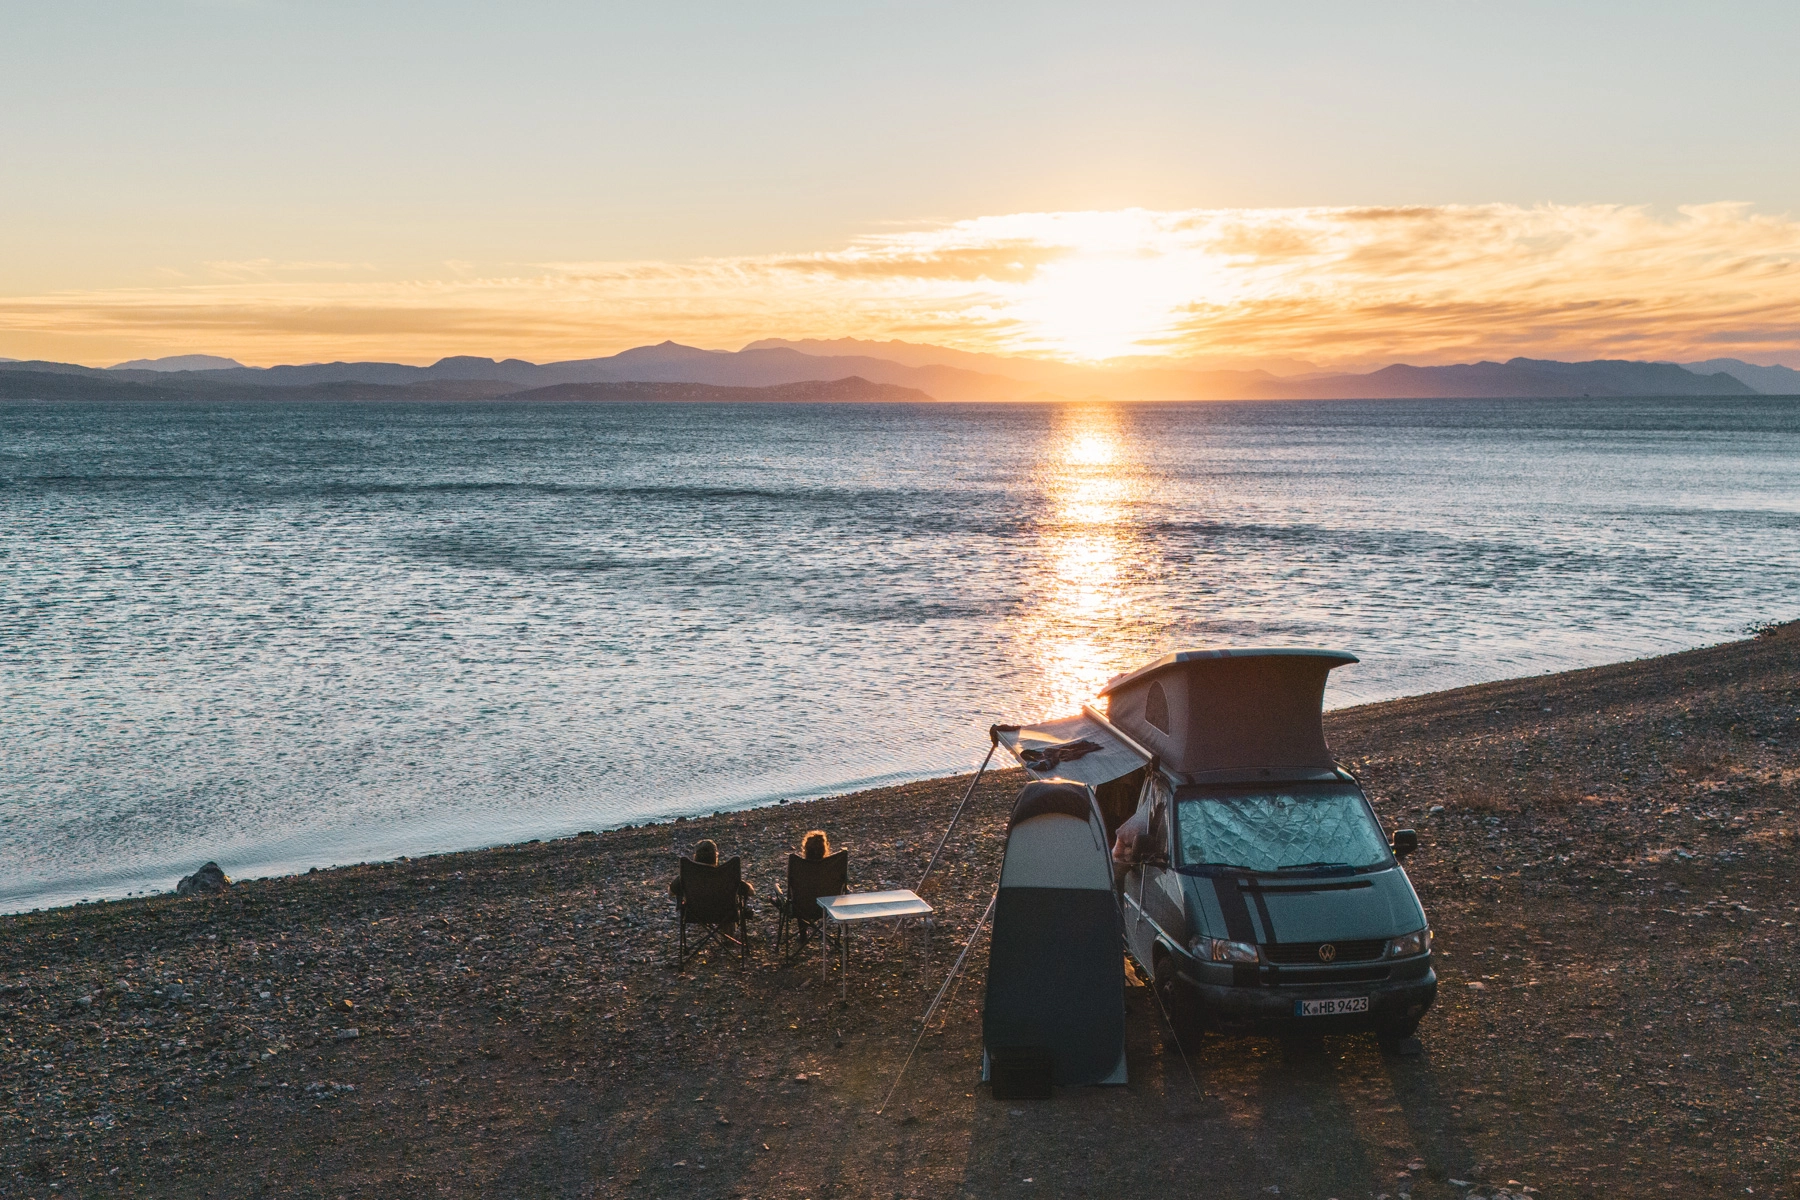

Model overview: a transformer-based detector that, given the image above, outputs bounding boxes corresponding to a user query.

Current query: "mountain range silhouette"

[0,339,1793,402]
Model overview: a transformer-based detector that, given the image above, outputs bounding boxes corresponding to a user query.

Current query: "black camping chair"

[770,850,848,956]
[674,856,749,969]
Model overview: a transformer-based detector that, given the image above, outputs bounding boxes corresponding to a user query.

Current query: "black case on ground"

[987,1046,1055,1100]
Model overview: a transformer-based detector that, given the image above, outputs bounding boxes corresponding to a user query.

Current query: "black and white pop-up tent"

[981,780,1128,1088]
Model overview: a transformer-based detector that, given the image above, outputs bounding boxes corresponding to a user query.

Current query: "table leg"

[821,919,828,982]
[840,924,848,1001]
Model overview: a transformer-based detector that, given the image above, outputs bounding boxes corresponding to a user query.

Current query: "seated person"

[768,829,843,947]
[669,838,755,902]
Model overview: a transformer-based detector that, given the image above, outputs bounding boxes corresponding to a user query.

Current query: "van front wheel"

[1377,1017,1421,1052]
[1152,952,1201,1042]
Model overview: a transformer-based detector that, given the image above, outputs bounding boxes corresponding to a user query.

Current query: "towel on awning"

[1017,738,1104,772]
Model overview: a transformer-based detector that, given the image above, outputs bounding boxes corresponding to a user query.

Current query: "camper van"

[994,648,1435,1044]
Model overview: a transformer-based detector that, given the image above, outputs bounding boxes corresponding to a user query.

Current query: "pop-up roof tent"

[993,648,1357,795]
[982,780,1127,1090]
[1100,648,1357,783]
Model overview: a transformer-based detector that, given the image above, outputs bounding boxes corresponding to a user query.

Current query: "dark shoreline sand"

[3,623,1797,1199]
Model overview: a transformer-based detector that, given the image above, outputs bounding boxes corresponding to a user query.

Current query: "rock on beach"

[175,862,231,895]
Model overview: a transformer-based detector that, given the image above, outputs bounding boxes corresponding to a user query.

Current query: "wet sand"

[3,621,1797,1199]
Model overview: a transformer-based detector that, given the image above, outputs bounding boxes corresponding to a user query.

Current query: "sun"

[1003,247,1214,362]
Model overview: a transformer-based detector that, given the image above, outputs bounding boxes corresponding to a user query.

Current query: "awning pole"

[876,886,997,1116]
[916,738,997,893]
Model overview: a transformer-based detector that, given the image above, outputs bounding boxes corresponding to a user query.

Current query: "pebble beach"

[3,621,1797,1199]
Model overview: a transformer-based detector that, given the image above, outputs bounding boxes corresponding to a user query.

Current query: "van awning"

[993,706,1152,788]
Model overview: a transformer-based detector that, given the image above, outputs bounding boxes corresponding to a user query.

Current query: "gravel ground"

[3,621,1797,1199]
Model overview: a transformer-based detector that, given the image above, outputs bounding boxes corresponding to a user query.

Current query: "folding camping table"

[816,890,933,999]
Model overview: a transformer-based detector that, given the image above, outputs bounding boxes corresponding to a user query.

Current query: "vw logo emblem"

[1318,944,1337,963]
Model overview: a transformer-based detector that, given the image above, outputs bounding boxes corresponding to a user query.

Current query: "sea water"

[3,395,1797,910]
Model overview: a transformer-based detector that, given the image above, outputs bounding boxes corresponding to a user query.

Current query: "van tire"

[1152,951,1201,1042]
[1377,1017,1421,1052]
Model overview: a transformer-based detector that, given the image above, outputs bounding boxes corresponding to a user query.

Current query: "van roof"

[1098,647,1358,697]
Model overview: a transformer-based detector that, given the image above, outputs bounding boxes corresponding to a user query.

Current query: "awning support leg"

[916,738,997,892]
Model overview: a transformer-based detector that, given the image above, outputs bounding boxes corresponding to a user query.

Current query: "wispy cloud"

[201,259,381,282]
[3,203,1798,367]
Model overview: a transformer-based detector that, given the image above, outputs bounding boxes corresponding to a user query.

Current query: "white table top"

[816,889,932,923]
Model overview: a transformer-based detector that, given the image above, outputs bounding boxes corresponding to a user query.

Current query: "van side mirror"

[1391,829,1419,859]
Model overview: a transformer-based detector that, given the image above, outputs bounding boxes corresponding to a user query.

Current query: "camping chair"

[770,850,848,957]
[674,856,749,969]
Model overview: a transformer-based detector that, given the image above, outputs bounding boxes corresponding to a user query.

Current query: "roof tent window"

[1144,680,1170,733]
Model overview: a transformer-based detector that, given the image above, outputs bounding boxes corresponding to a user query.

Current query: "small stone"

[794,1073,808,1083]
[77,995,92,1008]
[165,984,185,1000]
[336,1027,360,1040]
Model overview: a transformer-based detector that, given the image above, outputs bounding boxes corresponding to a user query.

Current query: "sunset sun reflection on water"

[1020,405,1158,716]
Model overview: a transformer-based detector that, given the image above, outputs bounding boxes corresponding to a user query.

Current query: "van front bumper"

[1176,952,1437,1034]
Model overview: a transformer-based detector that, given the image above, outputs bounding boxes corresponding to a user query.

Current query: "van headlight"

[1386,928,1431,958]
[1191,935,1260,964]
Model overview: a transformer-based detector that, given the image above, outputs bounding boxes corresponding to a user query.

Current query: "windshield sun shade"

[1176,786,1391,873]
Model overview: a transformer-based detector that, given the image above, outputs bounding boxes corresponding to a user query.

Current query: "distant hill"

[2,345,1783,401]
[109,354,245,372]
[0,365,928,406]
[1265,358,1756,400]
[1680,358,1800,395]
[505,377,929,403]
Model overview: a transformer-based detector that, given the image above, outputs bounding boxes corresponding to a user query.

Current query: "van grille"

[1263,939,1387,965]
[1269,965,1392,986]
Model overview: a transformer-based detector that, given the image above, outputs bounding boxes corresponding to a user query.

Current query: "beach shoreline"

[7,629,1771,918]
[3,620,1796,1198]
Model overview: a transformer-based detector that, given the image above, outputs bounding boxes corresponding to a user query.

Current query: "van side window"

[1145,680,1170,733]
[1144,780,1170,858]
[1112,777,1168,866]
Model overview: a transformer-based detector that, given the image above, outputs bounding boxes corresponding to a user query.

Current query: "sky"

[4,1,1799,368]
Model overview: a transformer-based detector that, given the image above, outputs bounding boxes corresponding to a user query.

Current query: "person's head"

[693,839,719,866]
[802,830,830,860]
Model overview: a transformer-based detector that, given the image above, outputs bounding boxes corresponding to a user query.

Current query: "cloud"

[201,259,380,282]
[3,203,1799,367]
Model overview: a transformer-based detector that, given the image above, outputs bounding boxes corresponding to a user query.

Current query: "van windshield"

[1175,785,1391,874]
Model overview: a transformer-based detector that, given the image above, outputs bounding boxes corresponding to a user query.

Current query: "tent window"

[1144,680,1170,733]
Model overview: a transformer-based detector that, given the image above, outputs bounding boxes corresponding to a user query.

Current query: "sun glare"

[1007,251,1200,361]
[1011,406,1156,716]
[1065,432,1117,467]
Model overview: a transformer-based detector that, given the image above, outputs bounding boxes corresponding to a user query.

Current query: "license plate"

[1295,996,1368,1017]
